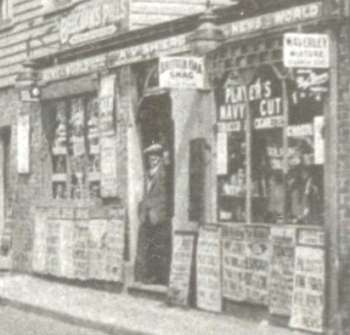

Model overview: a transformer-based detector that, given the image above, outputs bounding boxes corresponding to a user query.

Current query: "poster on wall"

[196,225,222,312]
[17,112,30,174]
[268,226,296,316]
[244,226,270,306]
[32,208,48,274]
[100,136,118,198]
[289,246,325,333]
[159,57,205,89]
[168,232,195,306]
[106,217,125,282]
[222,225,246,302]
[88,219,108,280]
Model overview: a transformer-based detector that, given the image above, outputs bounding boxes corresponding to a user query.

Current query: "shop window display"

[216,66,325,226]
[49,94,101,201]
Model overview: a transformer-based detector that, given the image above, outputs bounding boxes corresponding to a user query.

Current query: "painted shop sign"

[196,225,222,312]
[159,57,205,89]
[60,0,128,46]
[283,33,330,68]
[289,246,325,333]
[168,232,195,306]
[42,34,189,83]
[224,2,322,39]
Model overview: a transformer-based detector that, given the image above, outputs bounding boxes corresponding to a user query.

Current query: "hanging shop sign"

[222,225,246,302]
[168,231,195,307]
[224,2,322,39]
[283,33,330,69]
[159,57,205,89]
[289,246,325,333]
[196,225,222,312]
[17,112,30,174]
[268,227,296,316]
[59,0,128,47]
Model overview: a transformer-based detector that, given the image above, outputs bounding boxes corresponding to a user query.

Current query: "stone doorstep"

[0,297,152,335]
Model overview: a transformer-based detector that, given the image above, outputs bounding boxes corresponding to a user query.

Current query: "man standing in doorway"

[136,143,171,285]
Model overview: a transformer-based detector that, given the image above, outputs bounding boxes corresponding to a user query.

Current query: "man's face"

[148,153,161,169]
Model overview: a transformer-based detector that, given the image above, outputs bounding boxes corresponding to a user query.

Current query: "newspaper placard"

[196,225,222,312]
[283,33,330,68]
[222,225,246,302]
[290,246,325,333]
[168,232,195,306]
[159,57,205,89]
[269,227,296,316]
[245,226,270,306]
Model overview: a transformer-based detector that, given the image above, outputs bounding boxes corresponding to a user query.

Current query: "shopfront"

[17,0,344,333]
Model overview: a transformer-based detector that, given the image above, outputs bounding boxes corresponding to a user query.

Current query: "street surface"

[0,305,108,335]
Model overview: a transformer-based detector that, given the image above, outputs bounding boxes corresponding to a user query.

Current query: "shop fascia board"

[30,0,317,68]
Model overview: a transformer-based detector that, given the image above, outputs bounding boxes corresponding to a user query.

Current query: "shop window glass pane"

[250,66,284,224]
[286,70,325,225]
[216,73,247,222]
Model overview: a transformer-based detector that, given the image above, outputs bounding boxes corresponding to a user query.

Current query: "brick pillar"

[336,23,350,334]
[12,60,44,272]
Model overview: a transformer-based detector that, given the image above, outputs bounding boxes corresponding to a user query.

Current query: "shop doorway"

[135,94,174,286]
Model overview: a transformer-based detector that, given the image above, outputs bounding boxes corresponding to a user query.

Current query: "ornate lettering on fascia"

[59,0,128,47]
[42,34,190,83]
[223,2,323,38]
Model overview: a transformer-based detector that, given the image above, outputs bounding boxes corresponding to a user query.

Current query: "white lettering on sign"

[283,33,330,68]
[60,0,127,46]
[224,2,322,38]
[159,57,205,89]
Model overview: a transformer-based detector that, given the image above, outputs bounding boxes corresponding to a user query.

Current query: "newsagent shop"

[5,0,350,334]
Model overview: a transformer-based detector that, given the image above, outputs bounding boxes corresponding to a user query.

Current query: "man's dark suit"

[136,161,171,285]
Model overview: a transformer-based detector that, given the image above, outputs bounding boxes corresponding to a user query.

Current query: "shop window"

[216,66,325,226]
[46,94,101,201]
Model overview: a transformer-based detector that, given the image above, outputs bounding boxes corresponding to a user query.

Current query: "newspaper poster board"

[196,225,222,312]
[289,246,325,333]
[269,226,296,316]
[245,226,270,306]
[222,225,246,302]
[168,232,195,306]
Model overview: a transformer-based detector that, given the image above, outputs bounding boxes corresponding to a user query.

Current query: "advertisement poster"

[196,225,222,312]
[100,136,118,198]
[245,226,270,306]
[283,33,330,69]
[222,225,246,302]
[269,227,296,316]
[106,218,125,282]
[159,57,205,89]
[290,246,325,333]
[33,209,48,274]
[89,219,108,280]
[216,132,228,175]
[17,113,30,174]
[168,232,195,306]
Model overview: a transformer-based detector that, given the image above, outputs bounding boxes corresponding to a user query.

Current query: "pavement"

[0,273,306,335]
